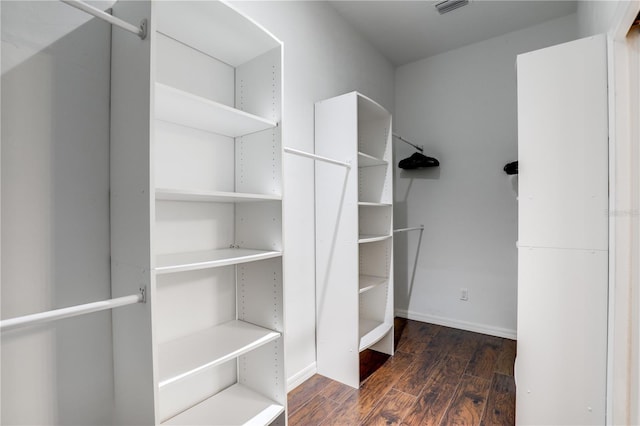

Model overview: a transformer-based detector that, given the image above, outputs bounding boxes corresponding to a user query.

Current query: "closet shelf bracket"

[60,0,148,39]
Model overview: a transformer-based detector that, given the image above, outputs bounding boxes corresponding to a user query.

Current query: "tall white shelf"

[315,92,394,389]
[110,2,285,425]
[515,36,607,425]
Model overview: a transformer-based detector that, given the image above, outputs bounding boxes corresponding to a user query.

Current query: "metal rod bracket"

[139,19,148,40]
[139,286,147,303]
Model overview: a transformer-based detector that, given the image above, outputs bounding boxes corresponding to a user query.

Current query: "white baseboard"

[395,309,517,340]
[287,362,317,392]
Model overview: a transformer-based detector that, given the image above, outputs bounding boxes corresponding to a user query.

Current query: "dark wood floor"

[287,318,516,426]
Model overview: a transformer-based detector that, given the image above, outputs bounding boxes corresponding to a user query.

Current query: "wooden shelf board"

[155,83,277,138]
[358,151,387,168]
[358,234,392,244]
[156,188,281,203]
[158,320,281,388]
[155,248,282,275]
[162,383,284,425]
[359,319,393,352]
[359,275,388,294]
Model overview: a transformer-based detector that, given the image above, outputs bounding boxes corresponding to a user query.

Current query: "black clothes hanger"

[504,161,518,175]
[393,134,440,169]
[398,152,440,169]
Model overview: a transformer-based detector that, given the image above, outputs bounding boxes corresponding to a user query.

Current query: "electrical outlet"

[460,288,469,301]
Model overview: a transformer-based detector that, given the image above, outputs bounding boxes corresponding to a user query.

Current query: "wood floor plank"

[401,355,469,426]
[322,351,415,425]
[393,349,444,396]
[361,389,417,426]
[289,320,517,426]
[396,317,441,352]
[361,349,392,383]
[288,394,340,426]
[454,329,483,360]
[494,339,517,376]
[288,374,335,415]
[395,317,441,338]
[440,374,491,426]
[398,332,433,354]
[427,327,479,360]
[318,378,358,405]
[420,328,454,356]
[480,373,516,426]
[465,337,502,380]
[319,389,367,425]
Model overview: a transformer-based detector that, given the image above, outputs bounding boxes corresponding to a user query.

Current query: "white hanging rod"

[284,147,351,169]
[394,225,425,233]
[393,134,424,153]
[60,0,147,39]
[0,288,146,333]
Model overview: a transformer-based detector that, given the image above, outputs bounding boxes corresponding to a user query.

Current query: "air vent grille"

[435,0,469,15]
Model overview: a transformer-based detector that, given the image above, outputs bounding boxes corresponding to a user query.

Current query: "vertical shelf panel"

[315,93,361,389]
[110,1,157,424]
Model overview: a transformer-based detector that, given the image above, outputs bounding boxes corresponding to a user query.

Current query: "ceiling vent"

[435,0,469,15]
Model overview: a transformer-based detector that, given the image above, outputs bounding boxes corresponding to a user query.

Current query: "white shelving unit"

[110,2,285,425]
[315,92,393,389]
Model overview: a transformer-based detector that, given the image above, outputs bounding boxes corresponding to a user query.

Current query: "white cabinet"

[315,92,394,389]
[516,35,608,425]
[109,2,285,424]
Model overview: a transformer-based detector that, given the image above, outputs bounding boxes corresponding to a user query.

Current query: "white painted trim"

[286,362,317,392]
[395,309,517,340]
[606,2,640,424]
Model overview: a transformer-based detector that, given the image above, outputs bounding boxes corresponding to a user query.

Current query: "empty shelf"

[156,188,281,203]
[154,1,280,68]
[359,319,393,352]
[358,234,392,244]
[155,248,282,274]
[358,152,387,167]
[358,92,391,123]
[162,383,284,425]
[155,83,277,138]
[359,275,388,294]
[158,320,280,388]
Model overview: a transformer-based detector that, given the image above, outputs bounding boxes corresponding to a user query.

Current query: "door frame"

[606,2,640,424]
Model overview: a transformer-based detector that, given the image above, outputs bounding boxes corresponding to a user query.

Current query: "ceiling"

[329,0,577,66]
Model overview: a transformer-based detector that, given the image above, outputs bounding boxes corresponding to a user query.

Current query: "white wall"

[393,13,579,338]
[1,1,114,425]
[230,1,394,389]
[577,0,627,37]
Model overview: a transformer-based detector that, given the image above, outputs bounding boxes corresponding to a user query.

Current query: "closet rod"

[284,147,351,169]
[393,134,423,153]
[0,289,146,332]
[60,0,147,39]
[394,225,424,233]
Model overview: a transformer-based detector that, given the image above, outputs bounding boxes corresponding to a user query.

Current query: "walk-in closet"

[2,1,639,425]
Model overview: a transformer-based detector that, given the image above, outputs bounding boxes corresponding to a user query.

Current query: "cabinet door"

[516,35,608,425]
